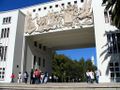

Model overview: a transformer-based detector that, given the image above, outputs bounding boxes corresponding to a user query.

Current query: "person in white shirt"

[17,72,22,83]
[89,70,94,83]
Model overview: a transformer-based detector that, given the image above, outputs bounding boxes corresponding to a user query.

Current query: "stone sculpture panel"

[25,0,93,34]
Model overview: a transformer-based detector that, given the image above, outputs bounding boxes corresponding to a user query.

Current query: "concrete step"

[0,83,120,90]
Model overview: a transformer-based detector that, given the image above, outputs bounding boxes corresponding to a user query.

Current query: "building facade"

[0,0,120,83]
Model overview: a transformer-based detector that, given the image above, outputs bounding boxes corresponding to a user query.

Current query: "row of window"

[34,41,46,51]
[32,0,82,12]
[0,67,5,79]
[106,32,120,54]
[0,46,8,61]
[33,56,46,68]
[1,28,10,38]
[3,17,11,24]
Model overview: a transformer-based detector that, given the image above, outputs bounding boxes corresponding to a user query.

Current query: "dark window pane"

[116,73,120,77]
[110,68,114,71]
[34,41,37,47]
[115,68,119,71]
[111,73,114,77]
[34,56,36,65]
[115,62,119,66]
[109,63,113,66]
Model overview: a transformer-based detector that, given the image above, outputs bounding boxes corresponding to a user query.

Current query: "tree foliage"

[52,54,96,82]
[103,0,120,29]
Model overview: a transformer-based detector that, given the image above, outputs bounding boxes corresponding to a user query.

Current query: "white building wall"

[0,10,19,83]
[93,0,118,82]
[12,11,25,82]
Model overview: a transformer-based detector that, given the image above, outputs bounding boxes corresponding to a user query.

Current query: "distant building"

[0,0,120,83]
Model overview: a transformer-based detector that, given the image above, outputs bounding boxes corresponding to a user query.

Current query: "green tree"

[103,0,120,29]
[52,54,96,82]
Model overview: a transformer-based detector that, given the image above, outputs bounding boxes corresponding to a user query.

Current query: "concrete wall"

[12,11,25,82]
[24,38,52,76]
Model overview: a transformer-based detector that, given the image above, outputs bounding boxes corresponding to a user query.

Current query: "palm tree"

[102,0,120,29]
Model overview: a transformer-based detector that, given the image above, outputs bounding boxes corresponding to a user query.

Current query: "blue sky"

[0,0,50,11]
[0,0,97,65]
[56,48,97,65]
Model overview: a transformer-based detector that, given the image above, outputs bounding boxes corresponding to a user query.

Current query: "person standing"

[89,70,94,83]
[86,70,90,83]
[23,71,29,84]
[11,73,15,83]
[43,72,48,83]
[17,72,22,83]
[30,69,34,84]
[95,69,101,83]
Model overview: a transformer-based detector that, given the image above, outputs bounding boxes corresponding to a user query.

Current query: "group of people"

[11,71,29,83]
[86,69,101,83]
[10,69,48,84]
[30,69,48,84]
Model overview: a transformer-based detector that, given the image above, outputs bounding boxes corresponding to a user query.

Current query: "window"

[43,46,46,51]
[115,68,119,71]
[3,17,11,24]
[38,57,41,67]
[1,29,4,38]
[38,8,41,11]
[44,7,47,10]
[39,44,42,49]
[1,28,10,38]
[110,68,114,71]
[68,2,71,5]
[4,46,7,61]
[55,4,58,8]
[115,62,119,66]
[107,32,120,54]
[74,1,77,4]
[0,67,5,80]
[49,6,52,9]
[0,46,8,61]
[116,73,120,77]
[81,0,84,2]
[33,9,36,12]
[33,56,36,66]
[61,3,64,6]
[43,59,45,67]
[7,28,9,37]
[109,62,113,66]
[111,73,114,77]
[34,41,37,47]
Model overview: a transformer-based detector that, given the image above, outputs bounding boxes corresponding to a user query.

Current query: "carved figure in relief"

[63,4,74,27]
[25,11,36,34]
[77,0,93,25]
[36,13,48,33]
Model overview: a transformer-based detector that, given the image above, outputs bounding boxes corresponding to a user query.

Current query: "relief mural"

[25,0,93,34]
